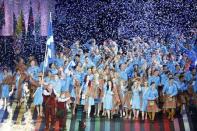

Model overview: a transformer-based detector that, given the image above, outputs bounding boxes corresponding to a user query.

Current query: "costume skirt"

[1,84,9,98]
[163,96,176,109]
[147,100,160,112]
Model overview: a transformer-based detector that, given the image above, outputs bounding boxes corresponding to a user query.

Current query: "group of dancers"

[0,34,197,130]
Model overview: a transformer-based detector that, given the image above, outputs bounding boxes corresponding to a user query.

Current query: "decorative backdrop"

[0,0,52,36]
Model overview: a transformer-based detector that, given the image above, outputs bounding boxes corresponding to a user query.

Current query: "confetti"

[0,1,197,69]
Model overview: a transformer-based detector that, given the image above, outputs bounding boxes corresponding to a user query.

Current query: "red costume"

[56,97,69,129]
[43,89,56,130]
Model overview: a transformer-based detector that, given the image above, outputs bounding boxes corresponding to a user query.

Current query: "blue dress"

[0,72,3,83]
[88,96,95,106]
[163,83,178,97]
[1,84,9,98]
[27,66,40,81]
[103,87,113,110]
[66,76,75,99]
[119,70,128,81]
[148,76,160,87]
[131,88,141,110]
[141,87,149,112]
[60,79,67,92]
[55,58,64,67]
[50,79,62,96]
[147,88,158,100]
[33,87,43,105]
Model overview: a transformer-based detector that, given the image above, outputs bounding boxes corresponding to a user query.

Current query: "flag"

[64,60,76,74]
[44,12,55,68]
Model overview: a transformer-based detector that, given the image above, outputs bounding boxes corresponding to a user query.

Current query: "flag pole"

[41,12,52,84]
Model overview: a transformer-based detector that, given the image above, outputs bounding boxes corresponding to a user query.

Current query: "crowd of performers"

[0,34,197,130]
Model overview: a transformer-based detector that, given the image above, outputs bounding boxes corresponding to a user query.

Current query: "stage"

[0,102,196,131]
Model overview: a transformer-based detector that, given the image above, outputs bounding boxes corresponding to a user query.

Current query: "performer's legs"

[107,110,110,119]
[87,105,91,118]
[142,111,145,120]
[170,108,175,121]
[136,110,139,120]
[97,103,101,116]
[167,109,171,119]
[152,112,155,120]
[119,105,123,117]
[73,103,76,115]
[36,105,40,116]
[145,112,147,120]
[51,106,56,127]
[59,110,66,129]
[148,112,152,120]
[40,105,43,117]
[45,107,50,129]
[133,109,136,119]
[94,103,98,115]
[125,108,131,119]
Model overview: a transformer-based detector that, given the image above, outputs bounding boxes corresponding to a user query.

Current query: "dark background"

[53,0,197,43]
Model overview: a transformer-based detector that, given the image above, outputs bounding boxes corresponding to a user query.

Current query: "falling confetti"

[0,0,197,69]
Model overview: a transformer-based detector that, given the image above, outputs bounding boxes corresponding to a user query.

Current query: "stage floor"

[0,102,196,131]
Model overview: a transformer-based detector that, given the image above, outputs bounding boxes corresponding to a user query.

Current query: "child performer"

[56,90,70,130]
[141,81,149,120]
[131,80,141,120]
[147,82,160,121]
[33,75,44,117]
[163,77,178,121]
[103,80,114,119]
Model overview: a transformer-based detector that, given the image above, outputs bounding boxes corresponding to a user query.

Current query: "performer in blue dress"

[55,52,65,68]
[33,75,44,117]
[50,73,62,97]
[148,69,160,88]
[64,70,74,111]
[163,77,178,121]
[141,81,149,120]
[103,80,114,119]
[131,81,141,120]
[147,82,160,121]
[27,60,40,81]
[1,68,11,109]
